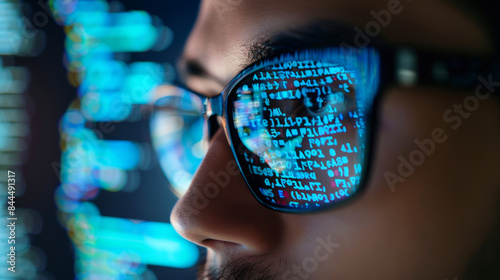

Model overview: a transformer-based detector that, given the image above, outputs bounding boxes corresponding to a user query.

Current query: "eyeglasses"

[150,46,498,213]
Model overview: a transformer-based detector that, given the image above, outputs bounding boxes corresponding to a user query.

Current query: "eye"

[303,87,330,115]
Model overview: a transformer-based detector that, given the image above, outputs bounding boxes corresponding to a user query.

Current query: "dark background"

[18,0,202,278]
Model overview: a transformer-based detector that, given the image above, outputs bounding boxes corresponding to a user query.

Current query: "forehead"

[181,0,488,93]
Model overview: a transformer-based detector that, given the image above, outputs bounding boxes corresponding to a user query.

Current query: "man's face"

[170,0,500,279]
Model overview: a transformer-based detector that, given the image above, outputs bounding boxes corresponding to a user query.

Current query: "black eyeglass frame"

[183,46,499,213]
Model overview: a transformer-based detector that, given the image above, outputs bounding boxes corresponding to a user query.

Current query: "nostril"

[201,238,268,255]
[201,239,239,249]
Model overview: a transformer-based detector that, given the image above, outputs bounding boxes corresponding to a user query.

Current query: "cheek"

[372,87,456,193]
[372,86,500,195]
[364,87,499,274]
[280,87,500,279]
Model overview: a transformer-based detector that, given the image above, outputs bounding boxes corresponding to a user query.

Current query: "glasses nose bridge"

[205,94,224,139]
[205,94,224,118]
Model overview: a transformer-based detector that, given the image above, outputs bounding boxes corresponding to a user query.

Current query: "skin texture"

[170,0,500,279]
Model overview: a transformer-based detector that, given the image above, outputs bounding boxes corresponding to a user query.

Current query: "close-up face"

[170,0,500,279]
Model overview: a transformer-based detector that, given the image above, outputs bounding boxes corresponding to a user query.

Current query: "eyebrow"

[243,20,360,66]
[178,20,363,87]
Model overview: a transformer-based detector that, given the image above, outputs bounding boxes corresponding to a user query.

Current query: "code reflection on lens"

[232,58,370,211]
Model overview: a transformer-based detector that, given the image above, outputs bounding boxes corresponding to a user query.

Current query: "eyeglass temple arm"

[387,48,500,89]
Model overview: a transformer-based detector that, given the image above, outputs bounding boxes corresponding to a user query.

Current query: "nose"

[170,129,284,254]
